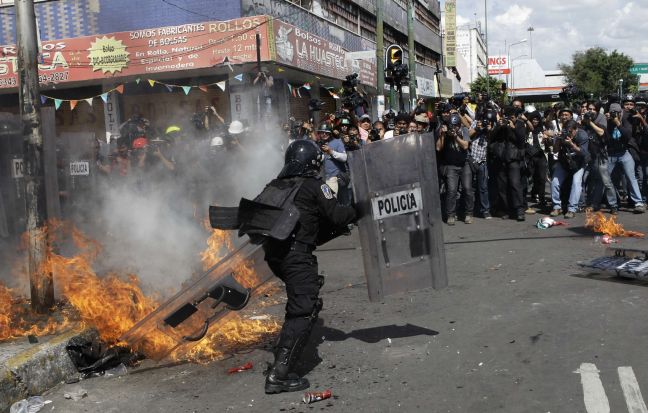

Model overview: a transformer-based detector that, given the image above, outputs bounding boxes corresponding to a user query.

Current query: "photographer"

[436,111,471,225]
[414,113,430,133]
[524,110,551,211]
[357,114,372,143]
[634,96,648,202]
[467,109,496,219]
[488,106,527,221]
[549,120,589,218]
[370,121,386,141]
[582,103,617,213]
[315,123,347,198]
[343,124,363,151]
[384,112,411,139]
[604,101,646,213]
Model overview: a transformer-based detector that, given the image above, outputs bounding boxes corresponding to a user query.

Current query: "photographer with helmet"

[384,112,411,140]
[436,109,472,225]
[314,123,347,198]
[488,106,527,221]
[524,110,553,211]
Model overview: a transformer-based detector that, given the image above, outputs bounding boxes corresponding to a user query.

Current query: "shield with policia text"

[348,132,447,302]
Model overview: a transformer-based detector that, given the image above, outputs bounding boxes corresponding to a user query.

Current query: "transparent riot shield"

[119,239,274,360]
[348,132,447,302]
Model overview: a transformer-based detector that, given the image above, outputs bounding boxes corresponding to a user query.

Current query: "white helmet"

[210,136,224,147]
[524,105,537,113]
[228,120,244,135]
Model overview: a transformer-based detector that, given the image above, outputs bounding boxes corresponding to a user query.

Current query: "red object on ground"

[303,389,332,404]
[227,362,253,374]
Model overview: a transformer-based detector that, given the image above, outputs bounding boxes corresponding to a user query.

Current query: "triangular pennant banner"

[40,95,47,105]
[165,84,174,92]
[291,88,297,98]
[115,84,124,94]
[287,84,292,94]
[54,99,62,110]
[182,86,191,95]
[234,74,243,82]
[302,83,311,90]
[135,78,141,85]
[296,88,302,98]
[277,67,285,72]
[216,81,226,91]
[199,85,209,93]
[70,100,78,111]
[148,79,156,87]
[100,93,108,103]
[84,97,93,107]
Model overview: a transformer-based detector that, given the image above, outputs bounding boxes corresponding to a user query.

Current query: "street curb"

[0,329,95,412]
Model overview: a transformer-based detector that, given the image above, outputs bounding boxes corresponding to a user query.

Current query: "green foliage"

[469,75,508,104]
[559,47,639,99]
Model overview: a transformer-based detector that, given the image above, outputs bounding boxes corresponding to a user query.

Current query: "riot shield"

[348,132,447,302]
[119,239,274,360]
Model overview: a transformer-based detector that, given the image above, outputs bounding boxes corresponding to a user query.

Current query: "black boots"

[264,347,309,394]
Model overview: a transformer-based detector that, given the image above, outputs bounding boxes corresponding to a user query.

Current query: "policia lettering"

[377,193,417,216]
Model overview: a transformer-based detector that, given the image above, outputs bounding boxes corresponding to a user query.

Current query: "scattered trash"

[66,336,143,377]
[10,396,51,413]
[248,315,271,320]
[227,362,253,374]
[387,338,392,346]
[303,389,332,404]
[478,362,483,366]
[599,235,617,244]
[27,335,38,344]
[536,217,567,229]
[63,386,88,401]
[104,363,128,377]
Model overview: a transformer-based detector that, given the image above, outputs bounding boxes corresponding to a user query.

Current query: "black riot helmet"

[277,139,324,179]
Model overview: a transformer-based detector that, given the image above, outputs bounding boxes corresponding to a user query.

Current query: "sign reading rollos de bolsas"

[0,16,272,89]
[371,187,423,220]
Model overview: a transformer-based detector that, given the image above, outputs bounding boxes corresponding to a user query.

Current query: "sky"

[453,0,648,70]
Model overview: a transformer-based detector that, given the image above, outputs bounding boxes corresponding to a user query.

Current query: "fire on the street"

[0,221,279,362]
[585,210,645,238]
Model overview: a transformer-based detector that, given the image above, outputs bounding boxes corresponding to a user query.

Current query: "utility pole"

[16,0,53,313]
[407,0,416,105]
[527,26,534,59]
[376,0,384,100]
[484,0,489,96]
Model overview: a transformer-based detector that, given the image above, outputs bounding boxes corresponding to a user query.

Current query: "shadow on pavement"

[569,272,648,287]
[297,321,439,376]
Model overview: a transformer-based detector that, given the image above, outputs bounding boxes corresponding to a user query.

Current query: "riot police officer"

[256,140,356,393]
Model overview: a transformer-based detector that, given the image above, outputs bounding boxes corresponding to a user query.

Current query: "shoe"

[483,213,492,220]
[564,211,576,219]
[634,204,646,214]
[464,215,474,224]
[550,209,562,217]
[516,214,526,222]
[447,216,456,226]
[525,207,536,215]
[609,207,618,215]
[265,347,310,394]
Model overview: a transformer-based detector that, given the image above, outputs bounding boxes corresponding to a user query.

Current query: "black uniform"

[263,176,355,360]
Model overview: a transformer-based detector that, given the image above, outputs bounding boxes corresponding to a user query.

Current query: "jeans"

[591,158,617,209]
[466,161,490,216]
[443,164,474,217]
[551,163,584,213]
[638,155,648,203]
[608,150,644,206]
[493,161,524,216]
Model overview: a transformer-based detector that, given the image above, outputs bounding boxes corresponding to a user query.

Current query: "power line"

[159,0,214,20]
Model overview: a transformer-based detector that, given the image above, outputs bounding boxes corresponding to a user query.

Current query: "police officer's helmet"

[278,140,324,178]
[317,123,333,133]
[622,94,635,104]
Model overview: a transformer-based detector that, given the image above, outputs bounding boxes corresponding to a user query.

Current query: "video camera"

[308,99,325,112]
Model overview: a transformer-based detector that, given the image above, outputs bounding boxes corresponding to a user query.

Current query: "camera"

[368,128,381,142]
[581,111,595,125]
[610,111,621,120]
[308,99,324,112]
[628,108,638,117]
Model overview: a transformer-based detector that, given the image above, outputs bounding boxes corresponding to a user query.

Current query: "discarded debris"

[9,396,50,413]
[66,336,143,376]
[248,315,271,320]
[598,235,617,245]
[227,361,253,374]
[303,389,332,404]
[63,386,88,401]
[104,363,128,378]
[536,217,567,229]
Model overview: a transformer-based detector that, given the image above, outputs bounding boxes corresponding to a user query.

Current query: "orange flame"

[0,221,280,363]
[585,210,645,238]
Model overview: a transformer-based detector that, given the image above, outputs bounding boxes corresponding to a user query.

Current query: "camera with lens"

[308,99,325,112]
[610,110,621,120]
[581,111,595,125]
[628,108,638,117]
[368,128,381,142]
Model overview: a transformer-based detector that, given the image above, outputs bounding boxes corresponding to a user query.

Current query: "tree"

[469,75,508,104]
[559,47,638,99]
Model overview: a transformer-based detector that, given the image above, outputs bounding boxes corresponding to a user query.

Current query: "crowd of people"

[283,92,648,226]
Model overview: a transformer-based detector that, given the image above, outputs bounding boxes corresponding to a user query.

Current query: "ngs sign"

[488,55,510,75]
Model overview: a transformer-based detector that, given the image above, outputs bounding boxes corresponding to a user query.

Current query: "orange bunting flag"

[69,100,78,111]
[115,84,124,94]
[199,85,209,93]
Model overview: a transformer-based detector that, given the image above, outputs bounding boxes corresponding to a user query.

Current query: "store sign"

[272,20,376,87]
[416,76,436,97]
[444,0,456,67]
[0,16,272,89]
[487,55,510,75]
[630,64,648,75]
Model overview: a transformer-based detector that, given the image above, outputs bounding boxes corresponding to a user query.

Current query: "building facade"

[456,23,486,87]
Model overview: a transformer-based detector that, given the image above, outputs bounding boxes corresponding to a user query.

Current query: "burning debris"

[0,220,280,365]
[585,210,645,238]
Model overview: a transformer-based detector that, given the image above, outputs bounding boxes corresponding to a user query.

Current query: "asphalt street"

[42,210,648,413]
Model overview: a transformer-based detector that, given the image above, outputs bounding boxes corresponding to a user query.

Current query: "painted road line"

[618,367,648,413]
[574,363,610,413]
